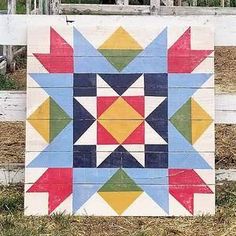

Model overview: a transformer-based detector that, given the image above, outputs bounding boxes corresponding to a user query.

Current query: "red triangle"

[122,96,144,117]
[97,96,118,118]
[169,169,213,214]
[34,27,73,73]
[168,27,213,73]
[27,168,72,214]
[123,121,144,144]
[97,122,118,144]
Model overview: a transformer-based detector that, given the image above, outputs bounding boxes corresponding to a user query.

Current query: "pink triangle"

[97,96,118,118]
[97,122,119,144]
[123,121,144,144]
[122,96,144,117]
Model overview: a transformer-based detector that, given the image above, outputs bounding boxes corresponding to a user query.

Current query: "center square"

[73,73,168,169]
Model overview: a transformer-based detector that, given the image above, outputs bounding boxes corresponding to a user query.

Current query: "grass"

[0,183,235,235]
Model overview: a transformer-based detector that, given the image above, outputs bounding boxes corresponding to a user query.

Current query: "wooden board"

[24,24,215,216]
[3,14,236,46]
[0,91,234,123]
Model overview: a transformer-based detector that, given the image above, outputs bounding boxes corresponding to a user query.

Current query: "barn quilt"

[25,24,215,216]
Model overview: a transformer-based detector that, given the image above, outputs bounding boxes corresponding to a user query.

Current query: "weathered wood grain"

[2,15,236,46]
[0,91,234,123]
[0,163,234,185]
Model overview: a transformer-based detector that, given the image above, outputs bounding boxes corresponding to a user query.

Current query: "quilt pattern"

[25,24,215,216]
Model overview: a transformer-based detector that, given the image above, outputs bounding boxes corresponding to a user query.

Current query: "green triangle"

[49,97,72,142]
[98,49,142,71]
[98,169,143,192]
[170,99,192,143]
[49,119,71,142]
[50,97,71,120]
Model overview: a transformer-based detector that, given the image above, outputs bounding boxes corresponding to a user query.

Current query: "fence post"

[50,0,61,15]
[116,0,129,5]
[44,0,50,15]
[5,0,16,71]
[26,0,31,14]
[192,0,197,6]
[150,0,160,15]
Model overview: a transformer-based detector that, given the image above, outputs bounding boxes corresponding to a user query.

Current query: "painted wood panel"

[25,24,215,216]
[0,91,234,123]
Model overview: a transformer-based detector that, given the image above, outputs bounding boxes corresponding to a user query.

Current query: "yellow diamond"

[98,97,143,143]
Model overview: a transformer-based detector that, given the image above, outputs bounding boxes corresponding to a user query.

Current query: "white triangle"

[75,97,97,118]
[145,122,167,144]
[122,74,144,96]
[97,74,118,96]
[96,145,119,166]
[26,121,48,152]
[96,151,112,167]
[122,144,145,166]
[52,194,72,215]
[75,192,118,216]
[74,121,96,145]
[169,194,192,216]
[193,123,215,152]
[145,96,166,117]
[122,192,168,216]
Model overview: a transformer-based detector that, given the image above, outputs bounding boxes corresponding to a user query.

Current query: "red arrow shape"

[27,168,72,214]
[169,169,213,214]
[34,27,74,73]
[168,27,213,73]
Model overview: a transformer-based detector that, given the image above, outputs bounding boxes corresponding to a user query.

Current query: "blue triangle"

[73,168,118,212]
[98,145,143,168]
[43,87,73,118]
[27,152,73,168]
[73,28,117,73]
[168,152,211,169]
[73,98,95,120]
[123,28,167,73]
[146,98,168,142]
[141,185,169,214]
[27,122,73,167]
[73,184,102,213]
[29,73,73,88]
[99,74,142,95]
[73,98,95,143]
[168,122,212,169]
[168,87,197,118]
[168,73,213,88]
[124,168,169,213]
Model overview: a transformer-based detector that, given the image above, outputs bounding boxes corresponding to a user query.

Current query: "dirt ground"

[215,47,236,93]
[0,47,236,167]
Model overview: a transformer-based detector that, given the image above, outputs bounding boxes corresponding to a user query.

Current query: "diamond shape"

[28,97,71,143]
[170,98,213,144]
[98,97,144,144]
[98,27,143,71]
[98,169,143,215]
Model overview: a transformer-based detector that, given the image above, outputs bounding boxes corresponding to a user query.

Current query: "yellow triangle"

[191,98,213,144]
[99,27,142,50]
[191,119,213,144]
[27,98,50,143]
[28,98,50,120]
[98,97,143,120]
[99,191,142,215]
[191,98,212,120]
[98,120,143,144]
[28,119,50,143]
